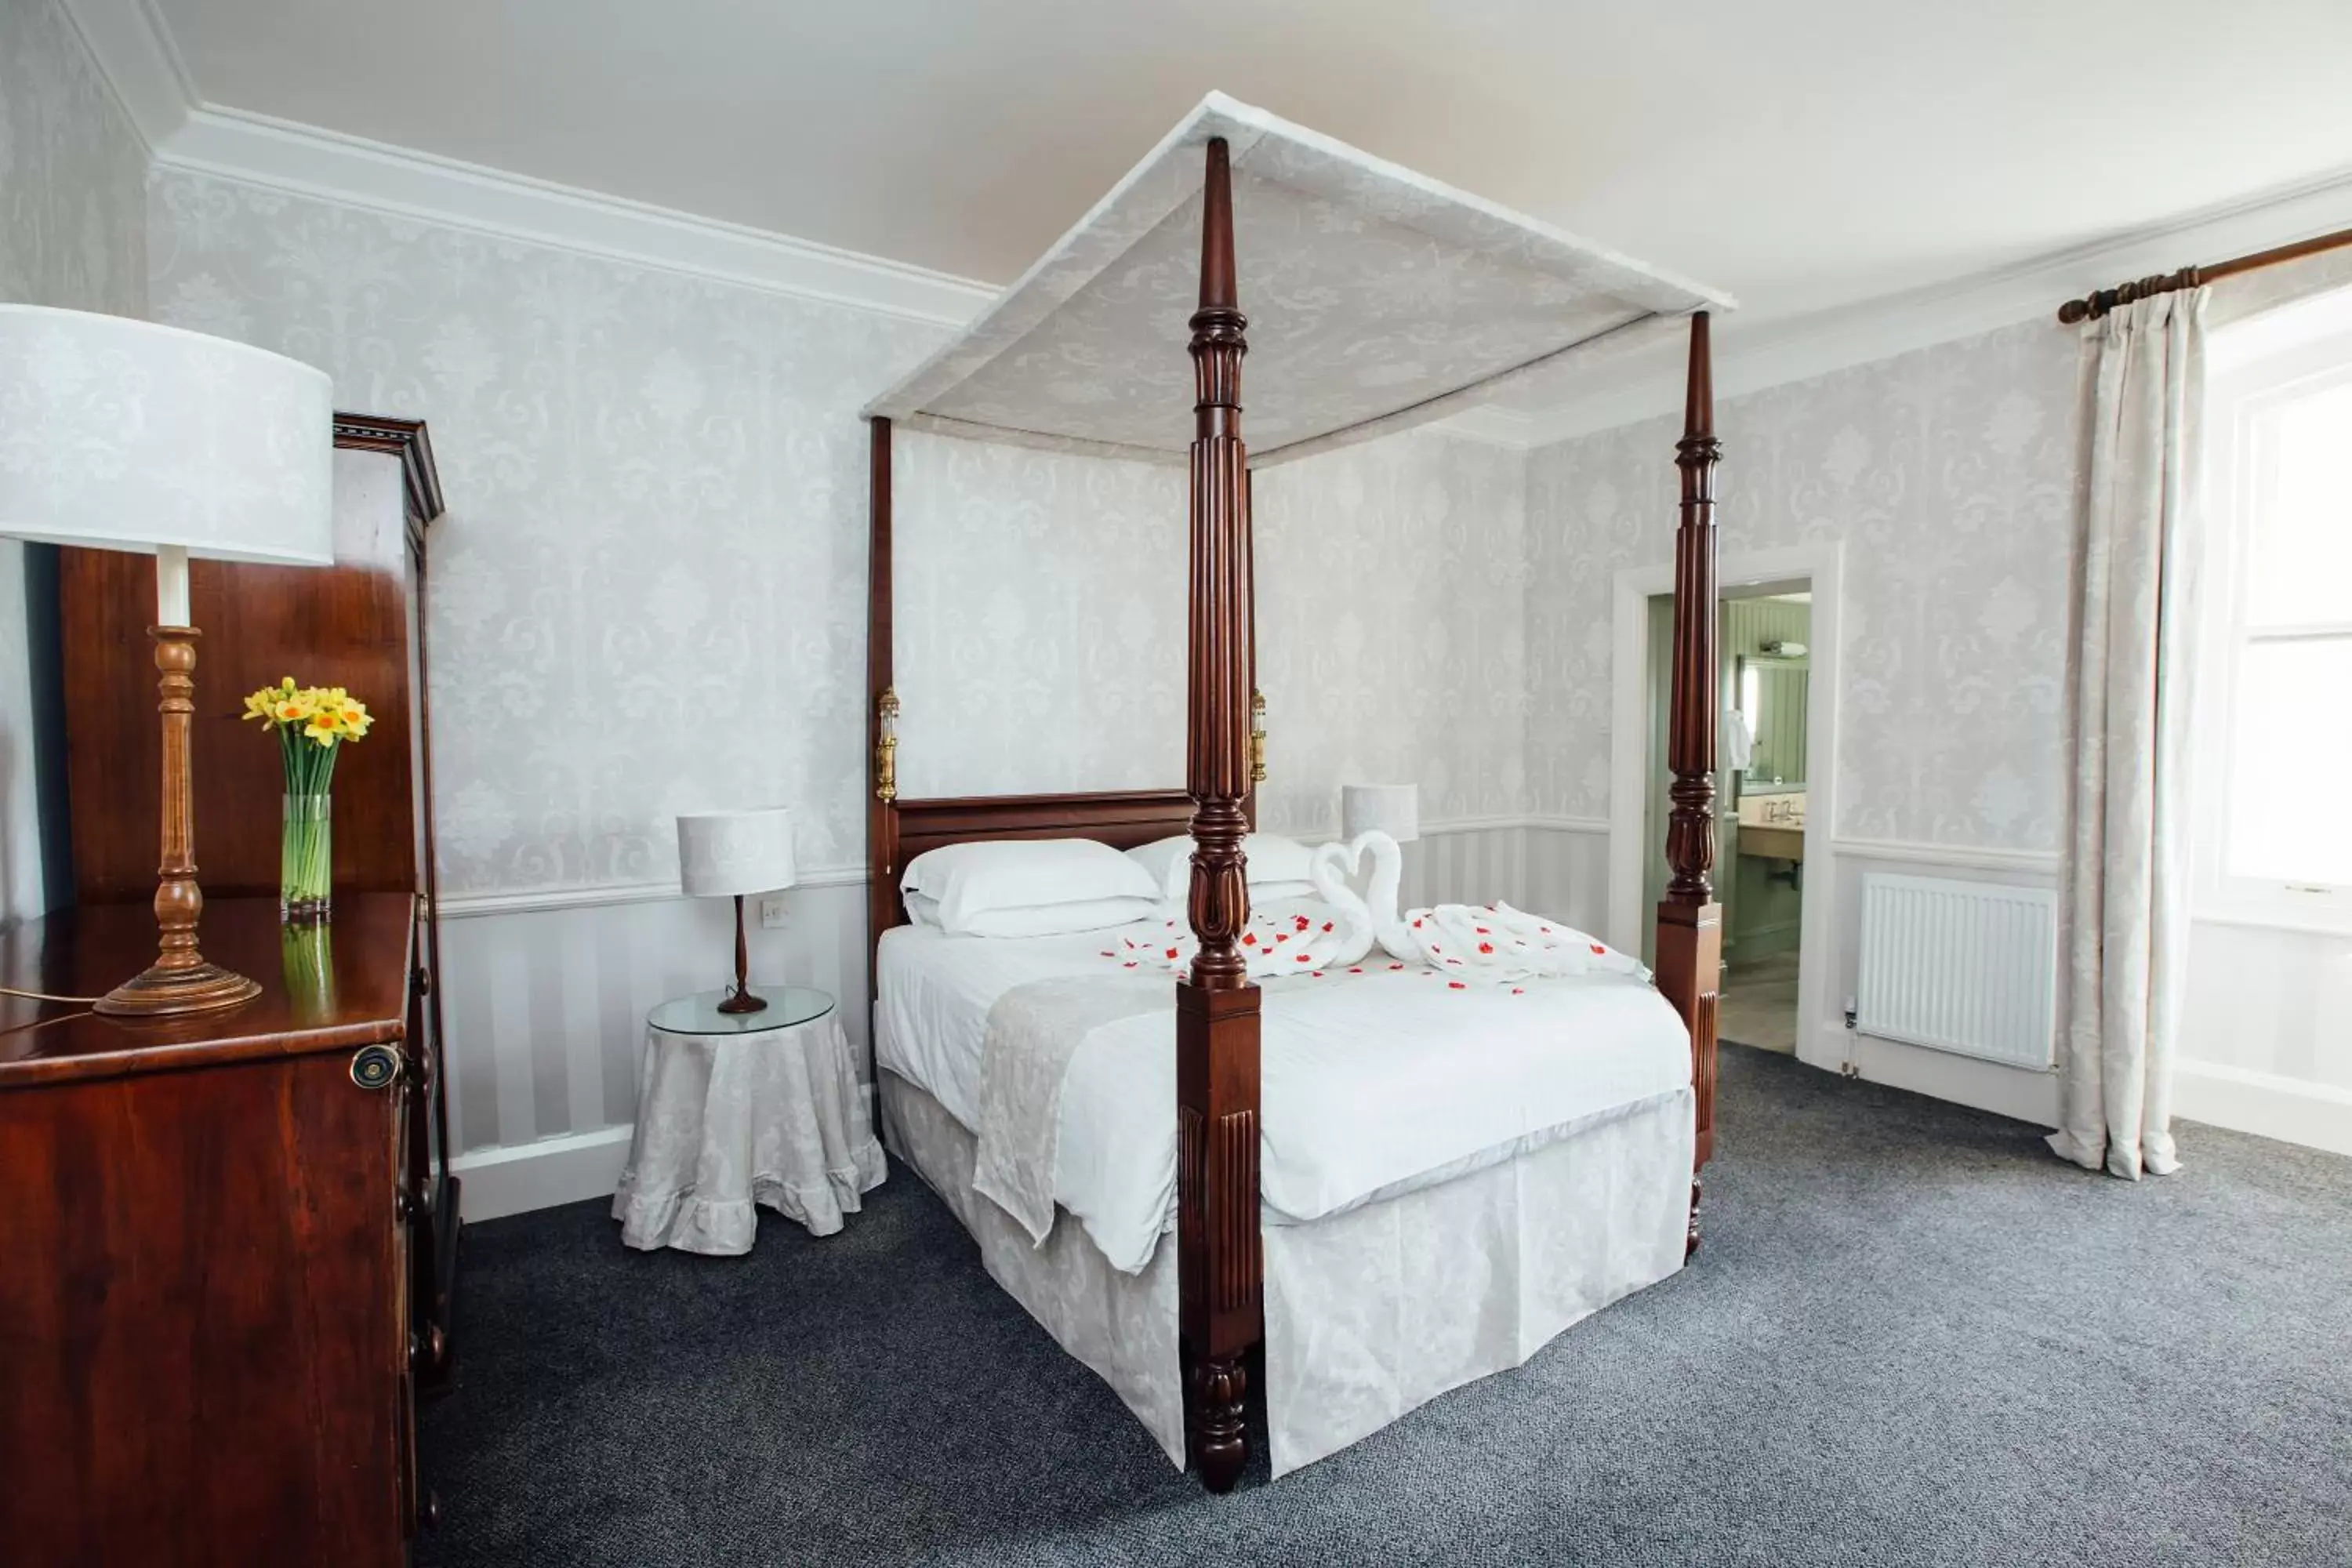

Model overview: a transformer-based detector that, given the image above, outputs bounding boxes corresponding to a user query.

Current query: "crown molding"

[55,0,198,154]
[66,0,2352,408]
[156,107,999,327]
[66,0,994,327]
[1511,162,2352,447]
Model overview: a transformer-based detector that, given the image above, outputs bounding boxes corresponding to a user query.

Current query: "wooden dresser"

[56,412,459,1376]
[21,413,458,1558]
[0,895,434,1563]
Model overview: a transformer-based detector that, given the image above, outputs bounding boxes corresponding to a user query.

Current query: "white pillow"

[904,891,945,927]
[1125,833,1317,902]
[952,897,1160,939]
[901,837,1162,935]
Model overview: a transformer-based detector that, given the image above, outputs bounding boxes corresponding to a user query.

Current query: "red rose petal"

[1478,942,1494,954]
[1590,944,1606,955]
[1348,967,1362,974]
[1166,948,1179,959]
[1448,981,1466,989]
[1295,953,1311,963]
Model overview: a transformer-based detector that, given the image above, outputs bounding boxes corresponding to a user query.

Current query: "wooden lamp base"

[96,955,262,1017]
[91,626,260,1020]
[713,892,768,1014]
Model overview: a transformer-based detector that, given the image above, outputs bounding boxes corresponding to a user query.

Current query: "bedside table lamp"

[1341,782,1421,849]
[677,808,797,1014]
[0,306,332,1016]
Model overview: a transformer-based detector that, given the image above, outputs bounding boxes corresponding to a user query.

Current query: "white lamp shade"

[0,305,333,563]
[1341,782,1420,844]
[677,808,797,898]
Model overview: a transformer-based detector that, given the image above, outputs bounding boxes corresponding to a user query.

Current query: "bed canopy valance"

[865,92,1731,466]
[865,93,1732,1493]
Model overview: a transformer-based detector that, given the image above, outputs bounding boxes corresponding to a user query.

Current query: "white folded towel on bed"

[1336,830,1650,985]
[1109,841,1374,978]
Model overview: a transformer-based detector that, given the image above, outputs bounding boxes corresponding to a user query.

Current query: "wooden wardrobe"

[47,412,459,1545]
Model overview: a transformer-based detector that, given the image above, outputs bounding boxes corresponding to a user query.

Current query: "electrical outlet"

[758,896,787,929]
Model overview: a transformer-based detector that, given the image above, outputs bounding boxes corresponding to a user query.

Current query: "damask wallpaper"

[151,169,946,894]
[0,0,150,925]
[1255,430,1528,836]
[892,434,1185,798]
[0,0,148,319]
[1526,319,2082,852]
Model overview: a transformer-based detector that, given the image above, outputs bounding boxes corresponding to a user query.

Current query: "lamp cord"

[0,985,104,1004]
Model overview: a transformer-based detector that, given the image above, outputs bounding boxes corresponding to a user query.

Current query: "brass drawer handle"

[350,1044,401,1091]
[410,1323,447,1373]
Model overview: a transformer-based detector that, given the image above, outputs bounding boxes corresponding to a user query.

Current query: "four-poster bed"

[861,94,1730,1491]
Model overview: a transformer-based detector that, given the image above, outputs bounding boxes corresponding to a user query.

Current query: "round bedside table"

[612,983,886,1255]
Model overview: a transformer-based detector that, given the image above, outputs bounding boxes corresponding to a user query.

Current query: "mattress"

[875,910,1692,1274]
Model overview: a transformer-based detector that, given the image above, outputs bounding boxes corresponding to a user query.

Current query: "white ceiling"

[149,1,2352,310]
[114,0,2352,431]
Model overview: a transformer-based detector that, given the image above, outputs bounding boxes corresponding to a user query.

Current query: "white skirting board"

[2172,1062,2352,1157]
[450,1123,635,1224]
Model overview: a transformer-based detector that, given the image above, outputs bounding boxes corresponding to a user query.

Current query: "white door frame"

[1608,541,1843,1061]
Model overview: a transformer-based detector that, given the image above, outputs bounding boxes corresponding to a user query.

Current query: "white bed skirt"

[880,1069,1693,1478]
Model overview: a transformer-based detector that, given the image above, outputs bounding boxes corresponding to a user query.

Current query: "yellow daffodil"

[244,680,371,753]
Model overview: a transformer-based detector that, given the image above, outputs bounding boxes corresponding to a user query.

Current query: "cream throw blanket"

[973,974,1169,1244]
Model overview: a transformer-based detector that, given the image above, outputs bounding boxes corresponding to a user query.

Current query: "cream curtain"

[2049,289,2205,1180]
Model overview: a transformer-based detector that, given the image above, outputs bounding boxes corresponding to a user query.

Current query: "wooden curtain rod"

[2056,223,2352,324]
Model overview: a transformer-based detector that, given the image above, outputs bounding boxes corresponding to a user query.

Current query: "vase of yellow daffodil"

[243,678,373,923]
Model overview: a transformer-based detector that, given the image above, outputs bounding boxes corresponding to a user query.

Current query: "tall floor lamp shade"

[0,306,334,1015]
[677,808,797,1014]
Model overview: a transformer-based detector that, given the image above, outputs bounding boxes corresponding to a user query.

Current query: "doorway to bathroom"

[1610,543,1839,1065]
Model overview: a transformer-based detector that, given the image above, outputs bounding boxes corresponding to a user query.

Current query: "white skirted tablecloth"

[614,1004,887,1255]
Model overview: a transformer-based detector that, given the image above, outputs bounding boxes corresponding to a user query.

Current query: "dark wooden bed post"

[866,415,898,1083]
[1177,135,1262,1494]
[1654,312,1722,1259]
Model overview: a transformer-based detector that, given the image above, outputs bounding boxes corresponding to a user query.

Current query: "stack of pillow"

[901,833,1322,938]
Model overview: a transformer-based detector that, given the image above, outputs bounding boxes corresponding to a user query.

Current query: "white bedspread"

[877,912,1693,1275]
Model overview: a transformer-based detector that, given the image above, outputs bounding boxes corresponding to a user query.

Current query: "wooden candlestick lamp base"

[715,892,768,1014]
[92,626,261,1018]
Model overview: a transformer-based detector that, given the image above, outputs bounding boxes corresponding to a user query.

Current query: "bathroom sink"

[1740,824,1805,862]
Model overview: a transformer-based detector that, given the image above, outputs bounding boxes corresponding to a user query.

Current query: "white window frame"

[2194,301,2352,935]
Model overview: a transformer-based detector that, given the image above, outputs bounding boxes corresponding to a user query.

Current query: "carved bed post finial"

[1657,311,1723,1259]
[1178,134,1263,1495]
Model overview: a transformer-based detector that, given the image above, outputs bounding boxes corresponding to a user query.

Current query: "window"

[2198,289,2352,926]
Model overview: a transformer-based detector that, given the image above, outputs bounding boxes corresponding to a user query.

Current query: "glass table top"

[648,985,834,1036]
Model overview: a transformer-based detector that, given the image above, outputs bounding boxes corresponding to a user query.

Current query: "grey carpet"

[415,1046,2352,1567]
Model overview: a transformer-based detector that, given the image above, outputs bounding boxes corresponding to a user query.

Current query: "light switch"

[759,896,787,929]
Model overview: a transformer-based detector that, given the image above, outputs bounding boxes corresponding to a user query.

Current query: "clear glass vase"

[281,793,332,924]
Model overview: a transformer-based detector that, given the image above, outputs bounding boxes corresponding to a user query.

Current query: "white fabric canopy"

[866,93,1732,467]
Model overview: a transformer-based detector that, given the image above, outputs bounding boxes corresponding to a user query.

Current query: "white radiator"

[1855,873,2057,1070]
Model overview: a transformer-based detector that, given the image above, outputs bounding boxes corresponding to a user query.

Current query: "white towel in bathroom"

[1720,707,1755,771]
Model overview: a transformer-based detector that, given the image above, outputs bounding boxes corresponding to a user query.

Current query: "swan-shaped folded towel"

[1334,829,1651,984]
[1107,840,1374,978]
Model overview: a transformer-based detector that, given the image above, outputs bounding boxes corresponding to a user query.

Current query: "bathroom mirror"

[1735,652,1809,789]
